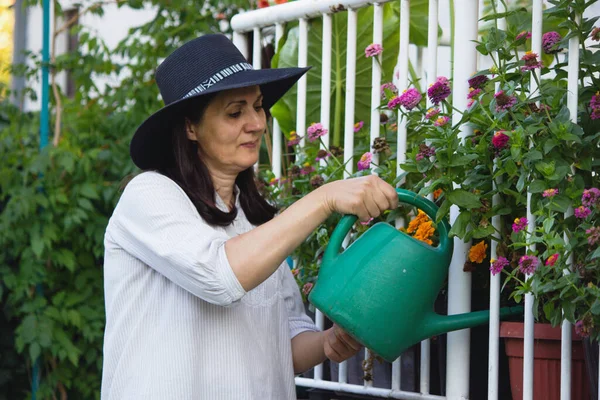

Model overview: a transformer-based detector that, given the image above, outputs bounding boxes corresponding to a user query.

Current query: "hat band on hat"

[182,62,254,100]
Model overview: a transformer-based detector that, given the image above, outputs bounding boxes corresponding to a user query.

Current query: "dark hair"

[156,95,277,227]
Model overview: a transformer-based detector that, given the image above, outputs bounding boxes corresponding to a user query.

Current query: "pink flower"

[521,51,543,72]
[268,177,279,186]
[381,82,398,98]
[300,165,315,175]
[575,206,592,219]
[291,268,299,277]
[307,123,327,142]
[428,76,451,105]
[354,121,364,132]
[586,227,600,246]
[365,43,383,57]
[425,108,440,120]
[490,257,509,275]
[416,144,436,161]
[515,31,532,42]
[387,96,402,110]
[543,188,559,198]
[434,116,449,127]
[467,87,482,100]
[287,130,301,146]
[542,31,563,54]
[545,253,559,267]
[397,88,422,110]
[590,92,600,120]
[583,188,600,207]
[575,319,591,338]
[512,217,528,233]
[492,131,510,149]
[518,255,540,275]
[302,282,314,295]
[592,27,600,42]
[494,91,517,112]
[468,75,488,90]
[357,152,373,171]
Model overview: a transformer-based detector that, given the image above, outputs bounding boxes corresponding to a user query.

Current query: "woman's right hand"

[316,175,399,222]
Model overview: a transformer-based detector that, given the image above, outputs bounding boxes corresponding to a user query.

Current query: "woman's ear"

[184,118,197,142]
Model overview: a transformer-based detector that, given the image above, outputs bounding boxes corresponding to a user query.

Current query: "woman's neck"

[210,172,237,210]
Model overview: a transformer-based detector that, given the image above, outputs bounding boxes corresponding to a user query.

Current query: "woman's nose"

[246,108,266,133]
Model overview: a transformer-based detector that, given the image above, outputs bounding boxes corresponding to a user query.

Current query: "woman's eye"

[229,112,241,118]
[254,105,263,112]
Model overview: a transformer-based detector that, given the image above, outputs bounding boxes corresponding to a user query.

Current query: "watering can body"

[309,189,523,362]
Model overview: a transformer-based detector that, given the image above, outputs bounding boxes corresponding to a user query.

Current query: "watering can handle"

[325,188,451,259]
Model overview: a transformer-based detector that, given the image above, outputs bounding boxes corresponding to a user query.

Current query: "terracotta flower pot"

[500,321,591,400]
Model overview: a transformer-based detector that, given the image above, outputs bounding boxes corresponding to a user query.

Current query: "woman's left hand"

[323,325,362,363]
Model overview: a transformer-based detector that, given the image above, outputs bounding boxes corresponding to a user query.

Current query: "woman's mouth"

[241,141,258,149]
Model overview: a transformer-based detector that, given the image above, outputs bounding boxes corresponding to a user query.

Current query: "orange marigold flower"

[414,220,435,245]
[433,188,443,200]
[469,241,488,263]
[406,210,430,233]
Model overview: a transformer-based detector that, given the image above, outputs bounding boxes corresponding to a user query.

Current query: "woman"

[102,34,398,399]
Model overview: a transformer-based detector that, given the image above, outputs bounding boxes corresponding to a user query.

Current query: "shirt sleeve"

[107,172,246,306]
[281,265,319,339]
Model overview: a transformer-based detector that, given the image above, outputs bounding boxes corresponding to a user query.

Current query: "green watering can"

[308,188,523,362]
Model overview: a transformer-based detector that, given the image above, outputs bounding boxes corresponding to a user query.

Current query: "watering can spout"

[424,306,524,338]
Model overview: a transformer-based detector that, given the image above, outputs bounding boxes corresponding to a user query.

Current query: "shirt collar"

[215,186,240,212]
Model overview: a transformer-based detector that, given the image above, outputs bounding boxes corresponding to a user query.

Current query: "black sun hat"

[130,34,309,170]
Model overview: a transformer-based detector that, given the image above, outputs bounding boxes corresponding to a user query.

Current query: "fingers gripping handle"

[323,189,451,264]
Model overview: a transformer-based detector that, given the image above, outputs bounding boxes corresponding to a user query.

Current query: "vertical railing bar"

[343,8,357,179]
[523,2,543,399]
[487,4,506,399]
[314,310,325,380]
[392,358,401,390]
[253,27,262,171]
[297,18,308,148]
[421,1,438,393]
[363,348,372,388]
[339,8,357,385]
[560,9,581,400]
[396,0,409,181]
[314,12,331,381]
[446,0,478,398]
[370,3,384,172]
[272,23,285,180]
[320,13,333,153]
[232,31,249,59]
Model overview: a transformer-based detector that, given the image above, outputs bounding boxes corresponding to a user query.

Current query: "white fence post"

[446,0,478,398]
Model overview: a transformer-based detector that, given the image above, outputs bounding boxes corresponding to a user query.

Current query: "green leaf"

[447,189,482,209]
[590,247,600,260]
[528,180,546,193]
[449,211,471,238]
[29,343,41,362]
[472,225,495,239]
[591,299,600,315]
[79,183,99,199]
[543,217,555,234]
[436,199,451,223]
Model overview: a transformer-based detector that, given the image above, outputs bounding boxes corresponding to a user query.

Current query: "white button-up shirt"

[101,171,318,399]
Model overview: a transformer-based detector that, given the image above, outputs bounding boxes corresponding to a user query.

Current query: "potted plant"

[394,1,599,399]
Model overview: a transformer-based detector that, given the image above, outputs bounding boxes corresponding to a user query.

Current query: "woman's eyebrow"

[226,95,264,107]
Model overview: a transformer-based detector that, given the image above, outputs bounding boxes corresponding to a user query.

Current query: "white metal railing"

[230,1,596,399]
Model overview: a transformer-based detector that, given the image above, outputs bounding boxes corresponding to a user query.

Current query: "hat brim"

[130,66,310,170]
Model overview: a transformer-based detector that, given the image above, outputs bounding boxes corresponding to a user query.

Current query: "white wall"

[24,1,156,110]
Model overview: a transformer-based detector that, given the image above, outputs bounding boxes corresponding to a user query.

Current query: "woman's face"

[186,85,266,175]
